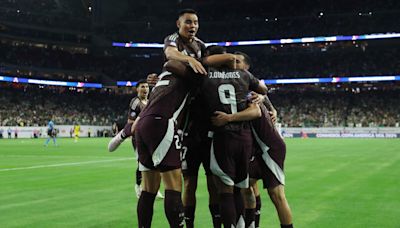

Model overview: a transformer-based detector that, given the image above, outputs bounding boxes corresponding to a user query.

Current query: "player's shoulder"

[240,69,256,78]
[164,32,179,43]
[194,37,206,50]
[130,96,140,103]
[130,97,141,109]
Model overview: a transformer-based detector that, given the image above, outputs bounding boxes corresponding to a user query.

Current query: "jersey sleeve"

[163,33,179,51]
[128,97,141,120]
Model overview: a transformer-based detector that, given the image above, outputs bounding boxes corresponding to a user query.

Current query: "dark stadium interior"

[0,0,399,127]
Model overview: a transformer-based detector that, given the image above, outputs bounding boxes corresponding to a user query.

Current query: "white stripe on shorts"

[251,126,285,185]
[138,161,151,171]
[209,137,235,186]
[235,174,249,188]
[152,93,189,166]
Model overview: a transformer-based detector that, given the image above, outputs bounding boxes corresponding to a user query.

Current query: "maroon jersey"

[128,97,146,121]
[201,68,260,131]
[250,104,286,186]
[139,72,189,122]
[139,33,206,125]
[163,32,206,61]
[251,104,282,145]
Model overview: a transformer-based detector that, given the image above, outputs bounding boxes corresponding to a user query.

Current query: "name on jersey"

[209,71,240,79]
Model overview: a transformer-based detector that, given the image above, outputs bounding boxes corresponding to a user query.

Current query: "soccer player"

[202,58,267,228]
[44,119,57,146]
[73,123,80,142]
[108,78,164,199]
[108,79,150,152]
[213,53,294,228]
[14,127,18,139]
[135,9,207,228]
[7,127,12,139]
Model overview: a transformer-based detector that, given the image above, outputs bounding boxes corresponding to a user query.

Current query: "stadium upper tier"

[1,39,399,82]
[0,0,399,43]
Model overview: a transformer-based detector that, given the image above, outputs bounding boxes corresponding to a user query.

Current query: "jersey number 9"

[218,84,237,114]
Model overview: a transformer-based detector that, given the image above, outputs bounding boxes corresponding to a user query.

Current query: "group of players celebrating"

[109,9,293,228]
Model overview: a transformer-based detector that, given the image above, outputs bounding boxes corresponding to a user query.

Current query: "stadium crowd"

[1,85,398,128]
[0,86,129,127]
[270,89,400,127]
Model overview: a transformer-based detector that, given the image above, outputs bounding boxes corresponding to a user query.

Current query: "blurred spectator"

[269,88,400,127]
[0,85,130,126]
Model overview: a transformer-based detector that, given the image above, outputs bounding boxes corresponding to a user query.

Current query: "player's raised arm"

[164,46,207,75]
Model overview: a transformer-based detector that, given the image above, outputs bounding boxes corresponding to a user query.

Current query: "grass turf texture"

[0,138,399,227]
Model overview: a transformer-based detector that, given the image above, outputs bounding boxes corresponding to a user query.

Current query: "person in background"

[44,119,57,146]
[74,123,80,142]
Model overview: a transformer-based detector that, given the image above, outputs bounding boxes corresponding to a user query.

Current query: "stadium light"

[1,74,399,88]
[112,32,400,48]
[0,75,102,88]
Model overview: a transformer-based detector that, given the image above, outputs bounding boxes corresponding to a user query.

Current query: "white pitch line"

[0,157,135,172]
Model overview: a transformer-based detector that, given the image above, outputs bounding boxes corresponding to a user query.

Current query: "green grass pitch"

[0,137,399,227]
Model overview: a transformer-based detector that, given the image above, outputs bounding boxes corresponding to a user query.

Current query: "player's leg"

[161,168,184,228]
[131,140,143,198]
[44,130,51,146]
[213,176,236,228]
[108,122,133,152]
[137,170,161,228]
[234,186,245,227]
[249,156,264,228]
[252,180,262,228]
[210,136,237,227]
[52,134,57,145]
[44,136,51,146]
[241,180,257,228]
[135,116,161,227]
[202,139,221,228]
[267,185,293,228]
[181,140,201,228]
[206,174,221,228]
[183,175,198,228]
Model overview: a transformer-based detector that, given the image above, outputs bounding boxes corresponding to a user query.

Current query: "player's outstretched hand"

[188,58,207,75]
[211,111,231,127]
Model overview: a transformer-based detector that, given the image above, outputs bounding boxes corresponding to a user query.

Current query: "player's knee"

[242,188,256,206]
[161,170,182,191]
[268,185,286,204]
[142,181,160,194]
